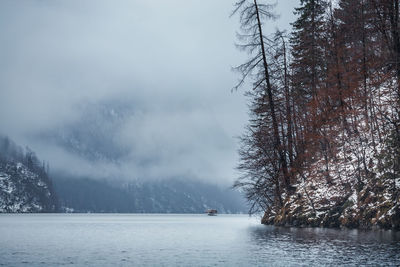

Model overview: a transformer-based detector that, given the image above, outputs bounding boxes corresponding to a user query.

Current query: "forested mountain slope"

[0,137,58,212]
[0,136,246,214]
[233,0,400,229]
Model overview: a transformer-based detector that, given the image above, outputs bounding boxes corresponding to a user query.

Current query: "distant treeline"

[0,136,58,212]
[0,136,50,178]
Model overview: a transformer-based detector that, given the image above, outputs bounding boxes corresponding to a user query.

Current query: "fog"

[0,0,297,185]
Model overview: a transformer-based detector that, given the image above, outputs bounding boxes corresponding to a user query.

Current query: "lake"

[0,214,399,266]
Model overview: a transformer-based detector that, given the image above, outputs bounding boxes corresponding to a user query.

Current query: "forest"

[0,136,58,212]
[233,0,400,229]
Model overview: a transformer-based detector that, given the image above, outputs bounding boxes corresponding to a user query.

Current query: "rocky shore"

[262,178,400,230]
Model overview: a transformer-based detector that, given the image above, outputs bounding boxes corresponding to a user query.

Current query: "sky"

[0,0,297,185]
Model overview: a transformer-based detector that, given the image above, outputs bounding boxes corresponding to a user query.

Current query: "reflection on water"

[251,224,400,244]
[248,225,400,266]
[0,214,399,266]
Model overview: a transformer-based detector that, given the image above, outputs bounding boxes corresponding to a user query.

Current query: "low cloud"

[0,0,295,185]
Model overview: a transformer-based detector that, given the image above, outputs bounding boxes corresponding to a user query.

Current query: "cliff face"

[262,179,400,229]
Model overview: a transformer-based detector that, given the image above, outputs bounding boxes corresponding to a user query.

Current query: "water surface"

[0,214,399,266]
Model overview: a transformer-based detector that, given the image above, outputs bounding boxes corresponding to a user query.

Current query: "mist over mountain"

[37,100,131,163]
[0,0,295,215]
[0,135,247,213]
[22,98,236,186]
[0,94,249,214]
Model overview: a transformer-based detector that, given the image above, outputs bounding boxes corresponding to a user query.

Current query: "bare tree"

[232,0,293,213]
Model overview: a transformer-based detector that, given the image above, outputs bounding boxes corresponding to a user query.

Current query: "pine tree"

[290,0,328,180]
[291,0,327,109]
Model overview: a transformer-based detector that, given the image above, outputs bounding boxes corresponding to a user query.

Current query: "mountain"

[37,100,132,162]
[53,175,247,214]
[0,134,247,214]
[0,137,58,213]
[28,100,248,214]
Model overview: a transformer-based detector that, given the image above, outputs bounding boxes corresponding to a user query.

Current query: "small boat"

[206,209,217,216]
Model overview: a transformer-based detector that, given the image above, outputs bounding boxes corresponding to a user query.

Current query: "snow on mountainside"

[262,82,400,229]
[0,137,58,213]
[0,134,246,214]
[0,161,57,212]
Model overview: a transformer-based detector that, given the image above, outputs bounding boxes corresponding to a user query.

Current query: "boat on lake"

[206,209,217,216]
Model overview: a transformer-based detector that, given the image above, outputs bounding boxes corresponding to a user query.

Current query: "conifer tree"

[290,0,328,180]
[291,0,327,109]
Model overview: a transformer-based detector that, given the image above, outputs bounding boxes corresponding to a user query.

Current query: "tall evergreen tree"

[291,0,327,107]
[290,0,328,179]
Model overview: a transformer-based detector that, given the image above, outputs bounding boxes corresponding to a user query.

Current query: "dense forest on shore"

[233,0,400,229]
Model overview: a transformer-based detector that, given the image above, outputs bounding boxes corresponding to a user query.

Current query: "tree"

[289,0,330,181]
[232,0,293,213]
[290,0,327,112]
[233,0,400,227]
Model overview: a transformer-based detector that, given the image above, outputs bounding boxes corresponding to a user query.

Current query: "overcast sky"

[0,0,297,185]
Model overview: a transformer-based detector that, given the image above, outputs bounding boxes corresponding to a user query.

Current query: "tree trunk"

[254,0,291,192]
